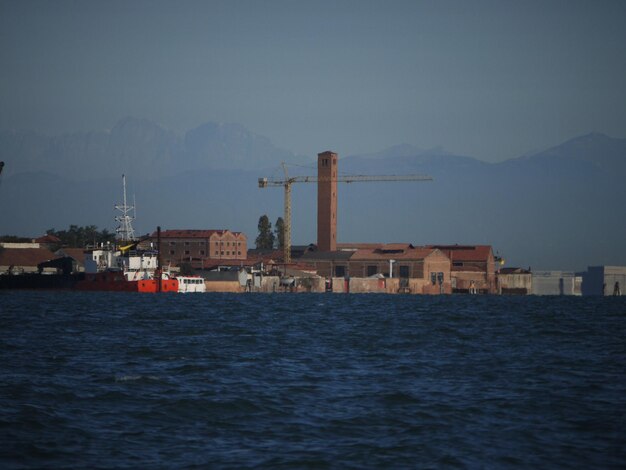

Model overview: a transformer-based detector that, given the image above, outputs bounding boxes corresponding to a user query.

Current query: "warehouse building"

[300,244,452,294]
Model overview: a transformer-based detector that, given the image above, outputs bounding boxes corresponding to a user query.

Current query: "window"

[237,251,241,256]
[221,251,224,255]
[215,251,219,255]
[184,250,190,255]
[367,265,377,277]
[200,250,205,256]
[169,241,175,246]
[169,250,175,255]
[399,266,410,278]
[335,266,346,277]
[184,241,190,246]
[226,251,230,256]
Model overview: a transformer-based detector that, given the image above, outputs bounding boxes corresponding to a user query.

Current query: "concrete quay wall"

[203,276,452,294]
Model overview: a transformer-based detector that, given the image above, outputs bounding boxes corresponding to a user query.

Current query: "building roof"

[300,251,355,262]
[426,245,493,261]
[336,243,383,251]
[34,234,62,244]
[0,247,58,268]
[351,246,439,261]
[499,267,531,274]
[151,229,246,239]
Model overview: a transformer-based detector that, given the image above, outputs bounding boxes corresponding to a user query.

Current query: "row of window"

[168,241,243,246]
[169,250,242,256]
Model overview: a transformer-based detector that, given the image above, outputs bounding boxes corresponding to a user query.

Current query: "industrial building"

[427,245,497,294]
[255,151,497,294]
[300,243,452,294]
[149,229,247,268]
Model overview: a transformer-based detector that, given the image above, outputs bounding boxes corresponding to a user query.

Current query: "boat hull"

[75,272,178,292]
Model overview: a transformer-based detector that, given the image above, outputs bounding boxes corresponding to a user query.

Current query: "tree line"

[45,225,117,249]
[255,215,284,250]
[1,225,117,250]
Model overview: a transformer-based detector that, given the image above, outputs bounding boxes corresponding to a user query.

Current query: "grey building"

[581,266,626,296]
[531,271,582,296]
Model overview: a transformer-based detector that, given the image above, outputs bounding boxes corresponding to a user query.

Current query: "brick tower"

[317,151,338,252]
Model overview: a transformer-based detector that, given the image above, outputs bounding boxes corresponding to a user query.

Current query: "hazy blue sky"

[1,0,625,161]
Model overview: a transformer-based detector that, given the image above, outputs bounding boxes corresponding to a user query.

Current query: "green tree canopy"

[255,215,275,249]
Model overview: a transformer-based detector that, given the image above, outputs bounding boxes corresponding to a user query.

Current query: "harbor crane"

[258,162,433,264]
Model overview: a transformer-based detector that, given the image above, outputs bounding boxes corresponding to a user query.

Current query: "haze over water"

[2,292,625,468]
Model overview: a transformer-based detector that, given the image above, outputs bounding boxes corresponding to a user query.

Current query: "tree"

[255,215,275,249]
[274,217,285,249]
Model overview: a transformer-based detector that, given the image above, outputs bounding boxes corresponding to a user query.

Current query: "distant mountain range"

[0,117,307,180]
[1,119,624,270]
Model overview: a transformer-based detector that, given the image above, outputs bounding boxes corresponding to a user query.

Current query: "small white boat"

[176,276,207,293]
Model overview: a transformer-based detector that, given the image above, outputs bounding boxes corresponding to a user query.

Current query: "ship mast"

[115,174,136,242]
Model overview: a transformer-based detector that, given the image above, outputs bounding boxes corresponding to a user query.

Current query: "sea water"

[1,291,625,468]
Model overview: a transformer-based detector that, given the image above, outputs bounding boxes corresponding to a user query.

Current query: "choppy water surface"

[1,292,625,468]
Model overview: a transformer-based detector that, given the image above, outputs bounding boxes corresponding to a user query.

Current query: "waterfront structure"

[497,267,532,295]
[301,244,452,294]
[531,271,582,295]
[581,266,626,296]
[151,229,247,268]
[0,243,57,274]
[426,245,497,294]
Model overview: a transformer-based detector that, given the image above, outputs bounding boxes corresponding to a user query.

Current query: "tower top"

[114,174,136,242]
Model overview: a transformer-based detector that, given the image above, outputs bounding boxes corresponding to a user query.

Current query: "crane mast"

[259,163,433,264]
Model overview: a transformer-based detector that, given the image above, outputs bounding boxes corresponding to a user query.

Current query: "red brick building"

[151,229,247,267]
[301,244,453,294]
[427,245,496,294]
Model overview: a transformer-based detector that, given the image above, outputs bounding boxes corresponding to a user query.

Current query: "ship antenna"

[115,174,136,242]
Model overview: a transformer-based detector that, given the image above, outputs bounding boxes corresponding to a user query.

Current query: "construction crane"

[258,162,433,264]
